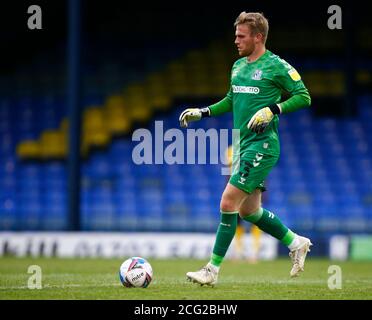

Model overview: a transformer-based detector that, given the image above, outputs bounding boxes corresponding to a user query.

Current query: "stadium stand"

[1,91,372,232]
[1,21,372,233]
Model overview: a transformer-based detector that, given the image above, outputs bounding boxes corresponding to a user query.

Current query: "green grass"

[0,257,372,300]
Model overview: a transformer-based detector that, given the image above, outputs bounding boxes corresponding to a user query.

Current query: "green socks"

[210,211,238,267]
[209,208,296,268]
[243,208,295,246]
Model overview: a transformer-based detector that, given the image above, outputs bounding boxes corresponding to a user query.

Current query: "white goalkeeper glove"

[179,107,210,128]
[247,104,281,134]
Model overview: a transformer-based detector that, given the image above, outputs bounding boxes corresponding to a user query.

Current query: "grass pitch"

[0,257,371,300]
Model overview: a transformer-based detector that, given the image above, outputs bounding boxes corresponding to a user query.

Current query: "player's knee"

[220,197,238,213]
[239,207,261,219]
[220,202,237,213]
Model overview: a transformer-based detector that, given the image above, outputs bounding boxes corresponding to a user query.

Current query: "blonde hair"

[234,12,269,44]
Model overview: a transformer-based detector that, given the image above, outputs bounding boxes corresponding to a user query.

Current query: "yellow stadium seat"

[128,101,152,123]
[82,129,110,149]
[148,93,172,111]
[169,82,190,97]
[147,82,167,96]
[83,106,111,148]
[104,103,131,135]
[16,140,41,159]
[124,84,147,99]
[303,71,344,97]
[40,130,67,159]
[107,115,131,135]
[327,72,344,96]
[83,107,105,129]
[213,85,229,97]
[144,74,171,108]
[105,95,126,109]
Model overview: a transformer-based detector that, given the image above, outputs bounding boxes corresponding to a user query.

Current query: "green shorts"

[229,150,279,194]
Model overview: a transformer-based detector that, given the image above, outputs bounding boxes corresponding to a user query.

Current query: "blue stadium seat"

[2,93,372,232]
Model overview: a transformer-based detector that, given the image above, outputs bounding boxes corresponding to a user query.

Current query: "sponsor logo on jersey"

[232,85,260,94]
[288,68,301,81]
[252,69,263,80]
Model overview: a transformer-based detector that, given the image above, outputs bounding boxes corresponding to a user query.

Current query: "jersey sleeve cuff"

[201,107,211,118]
[268,104,281,115]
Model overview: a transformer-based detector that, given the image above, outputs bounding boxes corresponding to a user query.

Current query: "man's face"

[234,24,260,56]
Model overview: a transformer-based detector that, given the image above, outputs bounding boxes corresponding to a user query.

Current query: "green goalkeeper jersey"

[209,49,311,157]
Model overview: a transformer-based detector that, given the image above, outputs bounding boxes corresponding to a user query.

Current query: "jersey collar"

[246,49,270,65]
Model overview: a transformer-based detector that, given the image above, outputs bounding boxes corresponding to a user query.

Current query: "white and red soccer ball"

[119,257,153,288]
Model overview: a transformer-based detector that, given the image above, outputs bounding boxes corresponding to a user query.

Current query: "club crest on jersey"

[252,69,263,80]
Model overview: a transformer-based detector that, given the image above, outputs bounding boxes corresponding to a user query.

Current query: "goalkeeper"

[180,12,312,286]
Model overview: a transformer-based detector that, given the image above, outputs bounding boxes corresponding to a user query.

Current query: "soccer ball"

[119,257,153,288]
